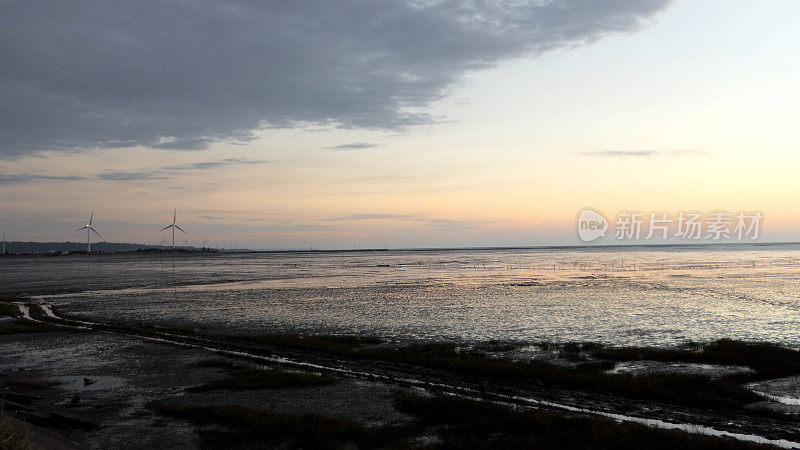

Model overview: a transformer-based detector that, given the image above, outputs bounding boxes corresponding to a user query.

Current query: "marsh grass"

[230,333,384,355]
[0,320,64,335]
[147,392,771,450]
[0,303,20,317]
[0,415,28,450]
[147,401,396,449]
[393,393,772,450]
[189,359,333,392]
[207,335,764,409]
[344,342,758,408]
[4,380,57,391]
[592,339,800,381]
[57,316,798,412]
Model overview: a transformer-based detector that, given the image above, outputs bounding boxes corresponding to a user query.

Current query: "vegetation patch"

[0,416,29,450]
[591,339,800,381]
[209,335,767,410]
[385,343,757,408]
[126,322,201,336]
[146,401,407,449]
[394,392,773,450]
[228,333,384,355]
[0,320,65,335]
[189,359,333,392]
[148,391,772,450]
[54,314,800,413]
[0,303,20,317]
[3,380,58,391]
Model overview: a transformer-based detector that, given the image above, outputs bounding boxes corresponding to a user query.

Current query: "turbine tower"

[74,211,101,252]
[2,232,6,255]
[160,209,186,249]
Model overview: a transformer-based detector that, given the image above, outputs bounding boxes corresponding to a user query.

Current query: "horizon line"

[3,240,800,254]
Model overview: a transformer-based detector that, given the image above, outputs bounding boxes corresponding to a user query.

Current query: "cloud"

[163,158,267,171]
[98,171,167,181]
[332,212,479,231]
[326,143,381,150]
[333,213,420,221]
[0,174,87,184]
[0,159,266,185]
[0,0,672,157]
[581,150,705,158]
[98,158,266,181]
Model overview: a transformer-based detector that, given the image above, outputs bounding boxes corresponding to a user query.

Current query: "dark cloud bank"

[1,0,671,157]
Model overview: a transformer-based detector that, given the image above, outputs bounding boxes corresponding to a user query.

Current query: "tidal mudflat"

[3,248,800,448]
[2,297,800,449]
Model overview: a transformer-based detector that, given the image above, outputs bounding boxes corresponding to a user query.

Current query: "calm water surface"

[3,245,800,347]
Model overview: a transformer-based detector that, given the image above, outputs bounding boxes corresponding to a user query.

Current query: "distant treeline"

[0,241,193,254]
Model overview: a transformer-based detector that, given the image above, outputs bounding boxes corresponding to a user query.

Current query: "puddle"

[606,360,753,378]
[749,376,800,408]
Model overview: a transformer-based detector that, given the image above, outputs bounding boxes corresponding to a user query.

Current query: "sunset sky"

[1,0,799,249]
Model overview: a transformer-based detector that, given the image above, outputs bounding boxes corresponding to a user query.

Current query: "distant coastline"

[2,240,800,256]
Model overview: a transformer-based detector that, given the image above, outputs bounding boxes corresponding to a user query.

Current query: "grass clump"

[229,334,383,355]
[4,380,57,391]
[394,392,772,450]
[126,322,201,336]
[147,401,378,449]
[189,359,333,392]
[214,335,763,409]
[0,320,64,335]
[359,343,758,409]
[106,320,800,413]
[703,340,800,380]
[0,416,28,450]
[147,392,773,449]
[593,339,800,381]
[0,303,20,317]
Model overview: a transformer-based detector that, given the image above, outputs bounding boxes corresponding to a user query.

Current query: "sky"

[1,0,799,249]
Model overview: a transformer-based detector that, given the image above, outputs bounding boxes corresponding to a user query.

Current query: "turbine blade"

[90,227,102,238]
[89,210,94,225]
[159,225,173,232]
[173,209,176,224]
[175,225,187,234]
[74,226,87,232]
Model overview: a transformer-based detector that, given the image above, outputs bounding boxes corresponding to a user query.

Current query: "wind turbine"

[160,235,168,251]
[2,232,6,255]
[160,209,186,249]
[182,239,190,251]
[75,211,101,252]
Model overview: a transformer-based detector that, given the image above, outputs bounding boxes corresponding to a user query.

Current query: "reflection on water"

[3,244,800,347]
